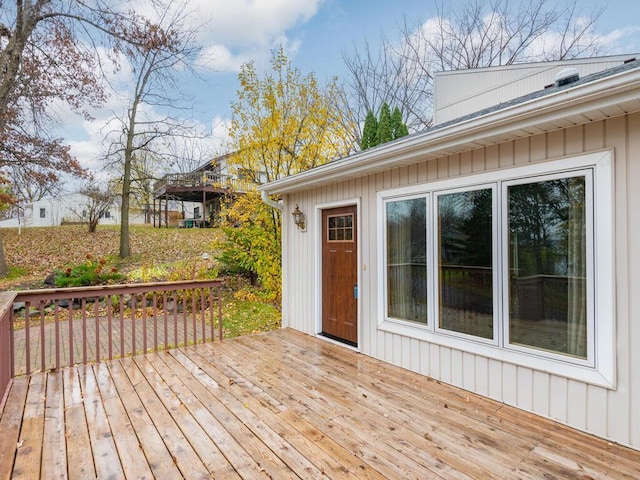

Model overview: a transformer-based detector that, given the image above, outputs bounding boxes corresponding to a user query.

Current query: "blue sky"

[61,0,640,175]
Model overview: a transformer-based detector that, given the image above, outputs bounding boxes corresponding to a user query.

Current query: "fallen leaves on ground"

[0,224,221,289]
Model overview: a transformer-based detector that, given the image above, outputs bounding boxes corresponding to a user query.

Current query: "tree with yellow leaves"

[219,47,357,302]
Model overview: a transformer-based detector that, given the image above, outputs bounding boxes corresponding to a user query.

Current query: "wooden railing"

[154,171,241,196]
[0,292,16,412]
[6,280,223,380]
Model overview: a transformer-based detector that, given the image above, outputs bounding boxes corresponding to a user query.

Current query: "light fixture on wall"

[291,204,306,231]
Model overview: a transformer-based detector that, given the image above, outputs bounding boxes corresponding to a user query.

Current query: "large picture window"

[506,173,591,359]
[378,151,613,385]
[437,187,495,340]
[386,198,427,324]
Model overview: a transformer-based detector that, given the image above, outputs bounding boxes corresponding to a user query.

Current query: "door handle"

[354,284,358,299]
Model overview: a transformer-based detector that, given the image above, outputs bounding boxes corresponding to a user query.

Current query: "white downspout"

[260,190,283,211]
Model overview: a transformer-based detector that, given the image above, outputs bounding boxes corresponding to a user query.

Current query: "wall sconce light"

[291,204,306,231]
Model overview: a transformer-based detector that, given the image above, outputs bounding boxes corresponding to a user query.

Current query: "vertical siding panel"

[419,341,430,376]
[626,113,640,448]
[450,349,463,387]
[400,336,410,369]
[440,347,451,384]
[392,333,402,366]
[609,113,634,446]
[474,356,488,397]
[406,163,418,185]
[375,173,385,359]
[502,364,517,405]
[462,352,475,391]
[448,153,460,178]
[549,376,568,422]
[460,150,473,175]
[485,145,499,171]
[586,386,607,438]
[564,124,584,155]
[584,120,605,151]
[487,359,503,401]
[429,343,441,379]
[410,338,420,372]
[546,129,565,159]
[428,157,439,180]
[529,134,546,162]
[516,367,533,412]
[532,371,550,417]
[437,157,448,178]
[418,160,429,182]
[472,148,485,172]
[499,141,514,168]
[567,380,588,431]
[514,137,530,165]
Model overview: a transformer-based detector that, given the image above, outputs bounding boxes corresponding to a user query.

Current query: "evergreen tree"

[391,106,409,139]
[376,102,393,145]
[361,110,378,150]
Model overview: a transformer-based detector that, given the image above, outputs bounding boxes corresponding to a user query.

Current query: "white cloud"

[186,0,323,71]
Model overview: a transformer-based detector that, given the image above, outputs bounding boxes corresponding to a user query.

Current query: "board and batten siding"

[280,112,640,450]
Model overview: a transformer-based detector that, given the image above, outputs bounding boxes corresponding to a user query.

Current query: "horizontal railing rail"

[153,171,242,195]
[9,280,223,377]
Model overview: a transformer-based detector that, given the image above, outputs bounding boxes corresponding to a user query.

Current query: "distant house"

[260,54,640,450]
[153,153,245,227]
[0,193,193,228]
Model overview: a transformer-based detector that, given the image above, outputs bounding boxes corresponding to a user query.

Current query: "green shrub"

[54,255,126,287]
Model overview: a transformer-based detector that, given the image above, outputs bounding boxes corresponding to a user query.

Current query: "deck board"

[0,328,638,479]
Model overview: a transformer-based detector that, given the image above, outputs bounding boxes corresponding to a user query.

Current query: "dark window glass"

[438,189,493,339]
[386,198,427,324]
[508,176,587,358]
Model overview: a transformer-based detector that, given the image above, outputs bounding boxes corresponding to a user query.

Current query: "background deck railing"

[3,280,223,382]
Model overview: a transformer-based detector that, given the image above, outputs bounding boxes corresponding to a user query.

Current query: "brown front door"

[322,205,358,346]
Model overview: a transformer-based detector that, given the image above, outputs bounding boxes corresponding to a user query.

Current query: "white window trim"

[376,150,615,388]
[433,183,499,346]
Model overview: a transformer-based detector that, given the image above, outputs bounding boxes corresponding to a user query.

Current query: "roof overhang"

[260,64,640,195]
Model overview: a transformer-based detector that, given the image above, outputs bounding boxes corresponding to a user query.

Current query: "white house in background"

[0,193,198,228]
[260,55,640,450]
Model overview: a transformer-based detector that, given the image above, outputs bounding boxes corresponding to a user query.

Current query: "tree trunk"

[119,156,132,258]
[0,230,8,276]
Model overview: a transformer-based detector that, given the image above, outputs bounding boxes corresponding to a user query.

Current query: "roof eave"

[260,66,640,195]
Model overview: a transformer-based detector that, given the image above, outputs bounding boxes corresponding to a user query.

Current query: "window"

[378,151,613,386]
[327,214,354,241]
[436,187,495,340]
[100,210,111,219]
[39,208,46,218]
[386,198,427,323]
[505,173,591,359]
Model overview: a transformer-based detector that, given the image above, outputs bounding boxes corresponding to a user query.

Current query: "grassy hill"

[0,224,280,337]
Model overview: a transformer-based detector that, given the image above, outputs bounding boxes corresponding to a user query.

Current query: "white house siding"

[281,112,640,450]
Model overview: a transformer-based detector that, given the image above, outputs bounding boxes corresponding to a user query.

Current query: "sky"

[58,0,640,179]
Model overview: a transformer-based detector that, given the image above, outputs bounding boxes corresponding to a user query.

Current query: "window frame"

[433,183,499,345]
[501,169,595,367]
[382,194,430,326]
[376,150,615,388]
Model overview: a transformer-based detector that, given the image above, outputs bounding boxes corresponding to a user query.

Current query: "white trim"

[376,150,615,388]
[501,169,595,368]
[314,198,362,351]
[433,183,499,345]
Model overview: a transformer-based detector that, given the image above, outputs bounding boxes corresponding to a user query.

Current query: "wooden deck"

[0,328,638,479]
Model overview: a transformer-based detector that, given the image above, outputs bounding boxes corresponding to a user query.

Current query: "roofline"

[260,63,640,195]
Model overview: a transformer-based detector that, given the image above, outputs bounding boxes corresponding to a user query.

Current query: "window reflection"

[508,176,587,358]
[438,189,494,339]
[386,199,427,324]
